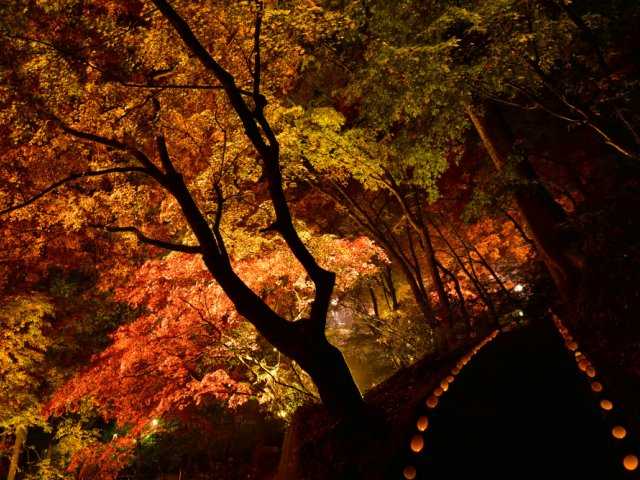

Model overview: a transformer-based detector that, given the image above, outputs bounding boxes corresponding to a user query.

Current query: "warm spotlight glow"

[591,381,603,392]
[623,455,639,471]
[410,434,424,453]
[426,396,439,408]
[416,416,429,432]
[514,284,524,292]
[600,399,613,411]
[403,465,417,479]
[612,426,627,440]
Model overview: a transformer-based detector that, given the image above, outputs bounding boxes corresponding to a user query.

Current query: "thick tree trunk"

[7,425,27,480]
[292,329,364,417]
[203,254,364,418]
[466,103,579,300]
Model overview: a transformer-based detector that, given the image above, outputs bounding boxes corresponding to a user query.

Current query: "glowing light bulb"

[514,284,524,293]
[590,381,603,392]
[586,367,596,378]
[416,416,429,432]
[426,396,439,408]
[600,399,613,411]
[434,387,444,397]
[410,434,424,453]
[403,465,417,479]
[578,359,589,372]
[623,455,639,471]
[446,375,454,383]
[151,418,159,427]
[567,341,578,351]
[612,426,627,440]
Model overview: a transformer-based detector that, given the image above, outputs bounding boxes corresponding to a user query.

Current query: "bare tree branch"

[48,117,167,182]
[93,224,202,253]
[1,32,254,94]
[252,0,264,105]
[0,167,148,216]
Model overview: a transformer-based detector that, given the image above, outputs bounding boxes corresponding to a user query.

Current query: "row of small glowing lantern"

[552,313,639,473]
[402,329,501,479]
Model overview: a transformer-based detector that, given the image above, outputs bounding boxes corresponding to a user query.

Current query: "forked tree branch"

[152,0,336,327]
[54,121,166,181]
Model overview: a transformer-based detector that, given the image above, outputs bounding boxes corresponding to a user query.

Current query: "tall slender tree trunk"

[405,225,429,302]
[436,260,471,329]
[7,425,27,480]
[447,218,514,301]
[382,265,400,311]
[384,180,453,327]
[500,208,534,245]
[432,220,499,323]
[466,103,580,300]
[414,206,452,327]
[369,286,380,318]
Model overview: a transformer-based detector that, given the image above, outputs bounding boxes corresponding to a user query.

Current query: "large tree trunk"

[202,253,364,419]
[7,425,27,480]
[466,103,580,300]
[291,326,364,417]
